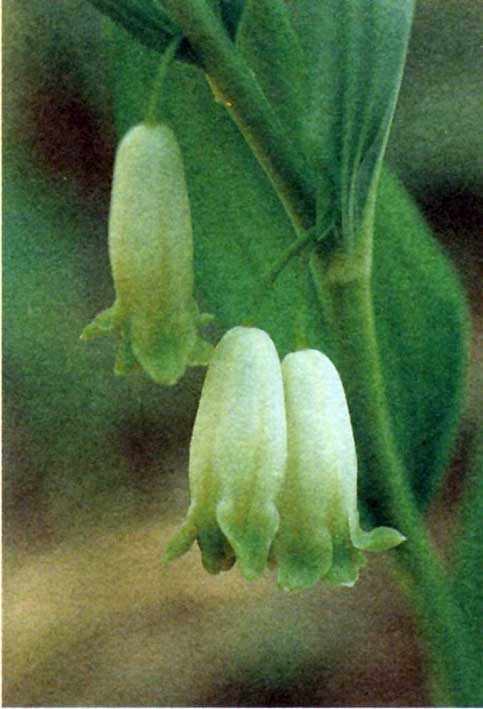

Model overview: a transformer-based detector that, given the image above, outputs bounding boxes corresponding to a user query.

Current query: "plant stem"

[263,223,332,291]
[145,35,182,124]
[313,259,478,706]
[161,0,316,233]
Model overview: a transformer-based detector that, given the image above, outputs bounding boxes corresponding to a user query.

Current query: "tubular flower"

[164,326,287,579]
[272,349,405,591]
[81,122,212,385]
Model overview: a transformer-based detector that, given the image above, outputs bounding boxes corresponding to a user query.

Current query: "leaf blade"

[236,0,307,149]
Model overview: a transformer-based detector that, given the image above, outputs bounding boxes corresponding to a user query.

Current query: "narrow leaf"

[370,167,469,509]
[87,0,178,54]
[236,0,307,149]
[220,0,246,38]
[289,0,414,245]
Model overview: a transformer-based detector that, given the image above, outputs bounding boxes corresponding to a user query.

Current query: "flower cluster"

[165,326,405,591]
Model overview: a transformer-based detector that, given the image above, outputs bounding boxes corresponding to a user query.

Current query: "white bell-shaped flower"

[81,122,212,385]
[272,349,405,591]
[165,326,287,579]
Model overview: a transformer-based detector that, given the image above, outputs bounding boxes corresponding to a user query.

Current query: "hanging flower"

[164,326,287,579]
[272,349,405,591]
[81,122,212,385]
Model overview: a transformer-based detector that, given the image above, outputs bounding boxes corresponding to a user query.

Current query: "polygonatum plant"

[79,1,479,705]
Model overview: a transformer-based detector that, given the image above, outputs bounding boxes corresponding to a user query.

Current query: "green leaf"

[236,0,307,150]
[369,167,469,510]
[86,0,246,64]
[106,23,468,514]
[289,0,414,246]
[220,0,246,38]
[87,0,178,55]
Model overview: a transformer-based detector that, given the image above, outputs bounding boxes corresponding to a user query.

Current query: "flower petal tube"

[81,122,212,385]
[272,349,405,592]
[165,326,287,579]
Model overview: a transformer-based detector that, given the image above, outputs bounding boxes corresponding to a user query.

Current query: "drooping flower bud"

[81,122,212,385]
[165,326,287,579]
[272,349,405,591]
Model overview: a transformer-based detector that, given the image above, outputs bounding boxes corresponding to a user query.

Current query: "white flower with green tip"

[81,122,212,385]
[165,326,287,579]
[272,349,405,591]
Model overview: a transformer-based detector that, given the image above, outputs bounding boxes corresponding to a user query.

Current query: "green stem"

[242,224,331,326]
[263,223,332,291]
[161,0,316,233]
[145,35,182,124]
[312,259,478,706]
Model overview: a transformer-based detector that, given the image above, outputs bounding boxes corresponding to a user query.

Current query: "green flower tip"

[81,122,213,386]
[165,331,405,590]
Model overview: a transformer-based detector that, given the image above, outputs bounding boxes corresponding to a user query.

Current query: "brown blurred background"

[3,0,482,705]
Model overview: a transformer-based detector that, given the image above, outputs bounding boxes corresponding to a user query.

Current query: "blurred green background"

[3,0,482,706]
